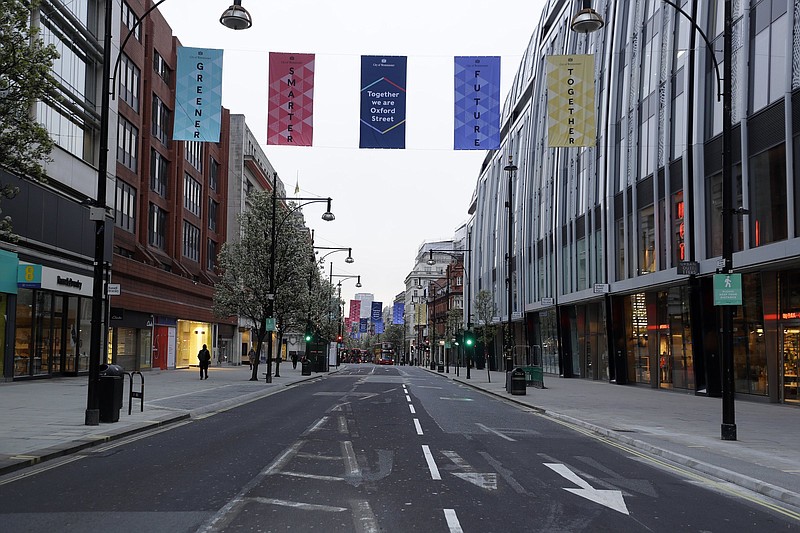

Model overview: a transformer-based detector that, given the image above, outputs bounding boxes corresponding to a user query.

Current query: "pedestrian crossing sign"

[713,273,742,306]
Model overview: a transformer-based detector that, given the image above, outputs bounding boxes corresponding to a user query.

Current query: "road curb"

[453,377,800,509]
[0,372,327,478]
[0,412,189,477]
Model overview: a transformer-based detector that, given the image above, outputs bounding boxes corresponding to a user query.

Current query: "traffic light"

[464,330,475,348]
[304,329,313,343]
[337,334,343,343]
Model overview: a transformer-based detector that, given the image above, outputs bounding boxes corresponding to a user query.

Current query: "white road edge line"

[422,445,441,480]
[342,440,360,477]
[352,500,380,533]
[414,418,424,435]
[304,416,328,435]
[251,497,347,512]
[476,422,516,442]
[444,509,464,532]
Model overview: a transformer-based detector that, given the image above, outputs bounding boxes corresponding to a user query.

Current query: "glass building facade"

[468,0,800,404]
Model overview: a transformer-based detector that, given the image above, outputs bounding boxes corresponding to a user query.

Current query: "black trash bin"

[301,359,312,376]
[98,364,125,423]
[510,367,526,396]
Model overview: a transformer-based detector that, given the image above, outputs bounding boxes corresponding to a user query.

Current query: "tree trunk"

[250,330,266,381]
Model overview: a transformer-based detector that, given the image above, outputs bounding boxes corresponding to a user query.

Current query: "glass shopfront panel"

[176,320,210,367]
[626,293,650,384]
[735,273,767,396]
[14,289,93,377]
[14,290,33,377]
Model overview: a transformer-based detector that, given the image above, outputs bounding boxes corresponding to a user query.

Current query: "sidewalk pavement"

[428,365,800,509]
[0,362,315,475]
[1,363,798,512]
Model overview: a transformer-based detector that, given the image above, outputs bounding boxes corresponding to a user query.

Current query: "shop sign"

[17,263,41,288]
[677,261,699,276]
[713,273,742,306]
[541,297,555,305]
[0,249,19,294]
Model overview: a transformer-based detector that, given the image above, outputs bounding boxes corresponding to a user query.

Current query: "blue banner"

[392,302,404,325]
[174,47,224,142]
[371,301,383,323]
[360,56,407,149]
[454,56,501,150]
[359,318,368,333]
[375,320,384,334]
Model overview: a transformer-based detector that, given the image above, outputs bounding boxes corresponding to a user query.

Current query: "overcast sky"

[158,0,547,307]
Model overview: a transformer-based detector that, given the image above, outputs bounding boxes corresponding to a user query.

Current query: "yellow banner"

[546,55,596,147]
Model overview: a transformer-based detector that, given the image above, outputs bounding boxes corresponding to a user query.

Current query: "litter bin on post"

[509,367,526,396]
[301,359,312,376]
[98,364,125,422]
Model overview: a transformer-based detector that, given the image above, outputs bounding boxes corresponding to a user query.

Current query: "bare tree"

[474,290,497,381]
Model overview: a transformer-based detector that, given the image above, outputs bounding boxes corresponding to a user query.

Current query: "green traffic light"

[464,331,475,347]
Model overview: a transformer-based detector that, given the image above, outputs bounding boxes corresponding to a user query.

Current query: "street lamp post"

[330,272,361,366]
[264,172,334,382]
[575,1,736,440]
[426,247,470,376]
[86,0,253,425]
[420,277,449,372]
[333,275,361,362]
[504,155,517,372]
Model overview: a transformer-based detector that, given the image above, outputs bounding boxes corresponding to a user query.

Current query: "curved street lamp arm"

[111,0,170,98]
[661,0,722,101]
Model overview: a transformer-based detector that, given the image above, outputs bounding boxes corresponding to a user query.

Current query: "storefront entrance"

[781,325,800,404]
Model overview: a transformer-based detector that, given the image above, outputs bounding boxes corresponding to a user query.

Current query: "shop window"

[738,273,767,395]
[639,205,655,275]
[749,143,787,248]
[626,293,650,384]
[114,327,137,371]
[705,165,743,257]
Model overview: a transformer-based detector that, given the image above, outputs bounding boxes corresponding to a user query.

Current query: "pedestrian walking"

[198,344,211,379]
[248,348,256,369]
[291,352,298,369]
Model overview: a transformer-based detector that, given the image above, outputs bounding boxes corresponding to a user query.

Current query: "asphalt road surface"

[1,365,797,532]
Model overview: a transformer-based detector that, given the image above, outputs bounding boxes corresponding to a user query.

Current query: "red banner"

[268,52,314,146]
[349,300,361,322]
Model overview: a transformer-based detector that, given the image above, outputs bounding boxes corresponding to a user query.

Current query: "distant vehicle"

[373,342,394,365]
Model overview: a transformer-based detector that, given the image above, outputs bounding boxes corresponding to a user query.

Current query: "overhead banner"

[371,301,382,323]
[174,47,223,142]
[546,54,596,147]
[360,55,407,149]
[349,300,361,322]
[375,320,384,334]
[392,302,405,324]
[359,295,373,318]
[454,56,501,150]
[268,52,315,146]
[359,318,368,333]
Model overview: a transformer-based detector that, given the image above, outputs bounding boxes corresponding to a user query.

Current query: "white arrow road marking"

[544,463,630,515]
[442,451,498,490]
[452,472,498,490]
